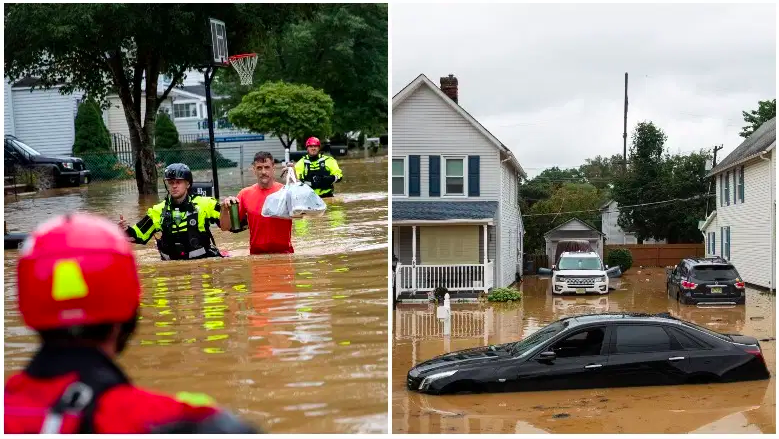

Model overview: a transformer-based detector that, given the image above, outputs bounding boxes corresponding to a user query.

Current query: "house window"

[392,157,407,196]
[443,156,466,195]
[708,231,716,254]
[724,171,730,206]
[720,226,730,260]
[738,166,745,202]
[173,103,198,119]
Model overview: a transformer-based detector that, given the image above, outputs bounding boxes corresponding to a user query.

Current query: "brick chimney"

[439,74,458,104]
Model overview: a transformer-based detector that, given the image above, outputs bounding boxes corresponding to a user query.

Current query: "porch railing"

[394,308,493,340]
[395,262,494,297]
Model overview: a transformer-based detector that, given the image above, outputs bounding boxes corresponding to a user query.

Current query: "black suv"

[4,135,91,187]
[666,257,745,305]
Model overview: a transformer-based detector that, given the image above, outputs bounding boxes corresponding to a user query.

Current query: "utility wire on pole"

[623,72,629,171]
[522,194,714,217]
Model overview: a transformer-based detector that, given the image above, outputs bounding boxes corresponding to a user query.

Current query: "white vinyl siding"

[5,80,15,135]
[712,152,773,288]
[601,200,666,244]
[10,85,83,156]
[393,85,500,200]
[499,159,522,284]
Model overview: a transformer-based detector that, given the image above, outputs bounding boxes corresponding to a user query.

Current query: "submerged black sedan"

[407,313,770,395]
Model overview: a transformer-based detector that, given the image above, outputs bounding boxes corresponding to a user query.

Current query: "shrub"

[432,286,448,303]
[155,113,181,150]
[606,248,633,273]
[154,142,237,170]
[73,100,127,180]
[487,287,522,302]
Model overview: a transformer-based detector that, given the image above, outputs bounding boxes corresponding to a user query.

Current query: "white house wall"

[393,85,500,200]
[714,155,773,288]
[601,200,666,244]
[11,86,83,156]
[499,159,522,286]
[5,80,15,136]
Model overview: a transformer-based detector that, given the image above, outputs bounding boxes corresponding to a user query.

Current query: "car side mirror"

[538,351,556,362]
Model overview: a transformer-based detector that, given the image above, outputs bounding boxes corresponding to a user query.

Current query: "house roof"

[11,76,66,88]
[699,210,717,231]
[180,84,206,98]
[543,217,604,237]
[392,74,526,178]
[599,199,615,210]
[707,117,776,177]
[393,201,498,221]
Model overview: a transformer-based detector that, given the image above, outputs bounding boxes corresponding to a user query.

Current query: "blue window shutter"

[409,155,421,197]
[719,175,723,206]
[733,171,737,204]
[725,172,730,206]
[720,227,724,256]
[429,156,441,197]
[468,156,480,197]
[740,166,745,201]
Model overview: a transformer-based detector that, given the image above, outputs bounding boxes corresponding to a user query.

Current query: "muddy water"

[393,268,776,434]
[4,157,389,434]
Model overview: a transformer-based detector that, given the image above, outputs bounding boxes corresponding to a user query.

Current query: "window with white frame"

[173,103,198,119]
[443,156,466,195]
[392,157,407,196]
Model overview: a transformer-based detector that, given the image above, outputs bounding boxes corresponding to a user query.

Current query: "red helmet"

[305,137,321,147]
[16,213,141,330]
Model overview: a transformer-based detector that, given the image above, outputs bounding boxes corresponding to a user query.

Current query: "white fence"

[395,307,493,340]
[395,262,494,296]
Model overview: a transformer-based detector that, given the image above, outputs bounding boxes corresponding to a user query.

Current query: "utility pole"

[712,144,723,167]
[622,72,629,171]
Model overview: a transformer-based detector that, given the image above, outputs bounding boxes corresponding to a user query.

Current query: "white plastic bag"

[287,171,326,218]
[261,184,291,219]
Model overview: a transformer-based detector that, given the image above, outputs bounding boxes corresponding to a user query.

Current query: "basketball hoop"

[228,53,257,86]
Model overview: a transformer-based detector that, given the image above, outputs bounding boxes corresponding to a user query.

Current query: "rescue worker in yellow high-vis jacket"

[294,137,344,198]
[118,163,224,261]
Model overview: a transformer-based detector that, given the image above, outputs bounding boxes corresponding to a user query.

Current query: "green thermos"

[229,201,241,231]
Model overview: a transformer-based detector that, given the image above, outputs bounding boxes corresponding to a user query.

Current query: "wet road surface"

[393,268,776,434]
[5,157,389,434]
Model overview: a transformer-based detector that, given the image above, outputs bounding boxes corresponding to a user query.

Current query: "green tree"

[155,113,181,150]
[578,154,624,191]
[612,121,710,243]
[740,99,776,138]
[4,4,252,195]
[73,99,124,180]
[228,81,334,150]
[523,183,603,254]
[214,4,388,139]
[73,100,111,155]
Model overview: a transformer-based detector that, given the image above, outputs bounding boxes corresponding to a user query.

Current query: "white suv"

[551,251,609,295]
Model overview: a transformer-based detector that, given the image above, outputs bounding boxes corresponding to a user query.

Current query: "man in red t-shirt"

[220,151,293,254]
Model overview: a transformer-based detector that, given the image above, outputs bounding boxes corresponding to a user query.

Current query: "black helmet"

[163,163,193,186]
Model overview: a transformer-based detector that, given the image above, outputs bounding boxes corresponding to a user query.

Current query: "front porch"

[393,222,496,300]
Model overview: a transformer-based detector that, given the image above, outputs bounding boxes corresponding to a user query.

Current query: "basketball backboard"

[210,18,228,65]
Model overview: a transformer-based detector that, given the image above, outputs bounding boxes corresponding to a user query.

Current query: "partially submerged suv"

[551,251,609,295]
[4,135,91,187]
[666,258,746,305]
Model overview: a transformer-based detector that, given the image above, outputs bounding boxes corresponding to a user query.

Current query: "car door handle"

[668,356,685,361]
[584,364,602,369]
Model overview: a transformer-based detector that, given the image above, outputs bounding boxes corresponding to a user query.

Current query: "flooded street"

[4,157,389,434]
[393,268,776,434]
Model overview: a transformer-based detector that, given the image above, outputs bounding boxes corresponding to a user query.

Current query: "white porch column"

[483,224,488,264]
[412,226,417,292]
[483,224,489,294]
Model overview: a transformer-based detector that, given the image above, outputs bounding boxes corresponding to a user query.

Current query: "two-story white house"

[600,199,666,244]
[699,117,775,290]
[392,74,526,300]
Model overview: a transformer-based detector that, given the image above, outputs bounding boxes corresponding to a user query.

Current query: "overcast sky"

[392,3,776,178]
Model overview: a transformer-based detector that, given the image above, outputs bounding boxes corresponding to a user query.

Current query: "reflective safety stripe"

[159,247,207,260]
[175,391,216,407]
[52,260,89,301]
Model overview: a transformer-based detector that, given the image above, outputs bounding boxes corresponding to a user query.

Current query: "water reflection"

[392,269,776,434]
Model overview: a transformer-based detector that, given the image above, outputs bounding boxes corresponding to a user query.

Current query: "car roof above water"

[565,312,681,327]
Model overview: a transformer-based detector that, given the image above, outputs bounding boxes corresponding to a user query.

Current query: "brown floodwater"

[4,157,389,434]
[393,268,776,434]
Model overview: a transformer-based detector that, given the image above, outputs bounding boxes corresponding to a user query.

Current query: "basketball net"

[228,54,257,86]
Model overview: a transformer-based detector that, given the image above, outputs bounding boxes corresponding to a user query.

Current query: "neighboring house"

[392,73,526,299]
[699,117,776,290]
[600,199,666,244]
[103,74,292,165]
[544,218,604,267]
[4,78,84,156]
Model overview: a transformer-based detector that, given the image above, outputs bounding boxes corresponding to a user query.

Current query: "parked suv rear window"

[690,265,739,281]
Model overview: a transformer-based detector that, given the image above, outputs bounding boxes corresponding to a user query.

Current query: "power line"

[521,194,714,217]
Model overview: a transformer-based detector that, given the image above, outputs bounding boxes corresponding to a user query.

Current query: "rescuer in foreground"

[4,213,260,433]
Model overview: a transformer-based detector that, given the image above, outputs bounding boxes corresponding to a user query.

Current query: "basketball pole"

[204,65,220,199]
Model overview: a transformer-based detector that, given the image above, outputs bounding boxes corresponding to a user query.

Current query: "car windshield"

[10,139,40,156]
[558,256,601,270]
[691,265,739,281]
[510,321,566,356]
